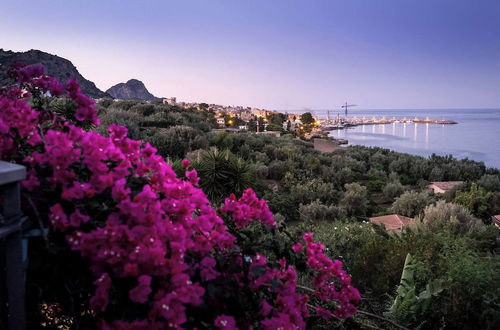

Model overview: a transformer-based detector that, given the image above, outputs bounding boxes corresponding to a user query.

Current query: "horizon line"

[278,107,500,112]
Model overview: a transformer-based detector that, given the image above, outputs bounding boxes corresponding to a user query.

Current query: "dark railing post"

[0,161,26,330]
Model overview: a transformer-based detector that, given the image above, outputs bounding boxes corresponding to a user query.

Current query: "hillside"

[0,49,110,98]
[106,79,157,101]
[1,73,499,329]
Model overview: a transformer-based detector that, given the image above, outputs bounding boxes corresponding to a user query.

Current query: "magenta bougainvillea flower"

[220,188,276,228]
[214,315,237,329]
[0,64,360,329]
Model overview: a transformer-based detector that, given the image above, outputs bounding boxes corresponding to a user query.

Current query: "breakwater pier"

[320,116,457,130]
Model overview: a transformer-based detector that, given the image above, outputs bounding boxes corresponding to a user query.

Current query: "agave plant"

[192,147,253,203]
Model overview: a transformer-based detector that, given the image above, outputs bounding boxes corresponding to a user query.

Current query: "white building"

[216,118,225,127]
[162,97,177,105]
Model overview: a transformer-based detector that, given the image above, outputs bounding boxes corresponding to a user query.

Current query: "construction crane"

[341,102,357,117]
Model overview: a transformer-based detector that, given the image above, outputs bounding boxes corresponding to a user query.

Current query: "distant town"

[107,96,458,138]
[99,95,325,138]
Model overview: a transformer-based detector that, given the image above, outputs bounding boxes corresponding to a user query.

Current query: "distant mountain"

[106,79,157,101]
[0,49,110,98]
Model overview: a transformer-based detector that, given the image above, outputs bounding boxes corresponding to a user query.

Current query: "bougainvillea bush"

[0,64,360,329]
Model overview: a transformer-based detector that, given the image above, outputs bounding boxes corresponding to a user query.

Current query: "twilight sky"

[1,0,499,110]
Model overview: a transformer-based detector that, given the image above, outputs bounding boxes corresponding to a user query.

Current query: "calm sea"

[291,109,500,169]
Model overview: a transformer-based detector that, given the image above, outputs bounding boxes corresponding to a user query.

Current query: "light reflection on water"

[425,123,429,146]
[320,109,500,169]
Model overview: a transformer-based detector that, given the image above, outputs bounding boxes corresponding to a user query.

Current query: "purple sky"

[1,0,499,110]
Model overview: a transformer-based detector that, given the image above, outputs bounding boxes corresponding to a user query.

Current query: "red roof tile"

[427,181,464,191]
[492,215,500,225]
[369,214,414,231]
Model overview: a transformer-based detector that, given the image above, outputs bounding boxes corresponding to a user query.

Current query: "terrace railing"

[0,161,27,330]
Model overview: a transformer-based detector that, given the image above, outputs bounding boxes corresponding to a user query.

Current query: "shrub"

[211,131,234,150]
[298,200,345,222]
[140,111,174,127]
[337,167,356,185]
[454,183,495,221]
[390,190,434,217]
[97,98,114,108]
[252,151,270,164]
[253,162,269,179]
[265,123,283,131]
[99,108,143,140]
[349,235,408,296]
[268,160,288,180]
[382,181,405,200]
[422,200,482,234]
[245,135,265,151]
[147,125,200,159]
[441,251,500,329]
[290,179,341,206]
[108,99,139,111]
[477,174,500,192]
[129,103,156,116]
[340,183,368,216]
[429,166,444,181]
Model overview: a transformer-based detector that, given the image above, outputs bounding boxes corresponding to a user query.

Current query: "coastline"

[328,128,499,170]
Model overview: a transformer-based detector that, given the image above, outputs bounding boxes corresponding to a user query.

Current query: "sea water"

[296,109,500,169]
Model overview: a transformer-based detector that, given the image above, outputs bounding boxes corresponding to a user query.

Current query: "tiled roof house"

[427,181,464,194]
[492,215,500,229]
[369,214,414,232]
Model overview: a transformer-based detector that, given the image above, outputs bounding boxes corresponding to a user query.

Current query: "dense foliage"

[90,93,500,329]
[1,64,499,329]
[0,65,360,329]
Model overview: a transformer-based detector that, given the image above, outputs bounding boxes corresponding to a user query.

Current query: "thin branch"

[297,284,315,294]
[307,302,384,330]
[357,322,385,330]
[25,194,49,246]
[299,284,409,330]
[358,310,411,330]
[305,303,341,319]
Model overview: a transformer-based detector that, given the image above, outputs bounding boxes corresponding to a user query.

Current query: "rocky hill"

[0,49,110,99]
[106,79,157,101]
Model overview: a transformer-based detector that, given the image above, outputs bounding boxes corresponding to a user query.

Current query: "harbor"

[320,116,457,131]
[315,104,458,131]
[321,108,500,168]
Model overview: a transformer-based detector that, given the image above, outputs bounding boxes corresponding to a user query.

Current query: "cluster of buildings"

[163,97,273,117]
[162,97,312,132]
[369,181,500,233]
[368,181,463,233]
[164,97,269,116]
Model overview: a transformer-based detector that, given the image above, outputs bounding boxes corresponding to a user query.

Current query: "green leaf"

[251,266,266,278]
